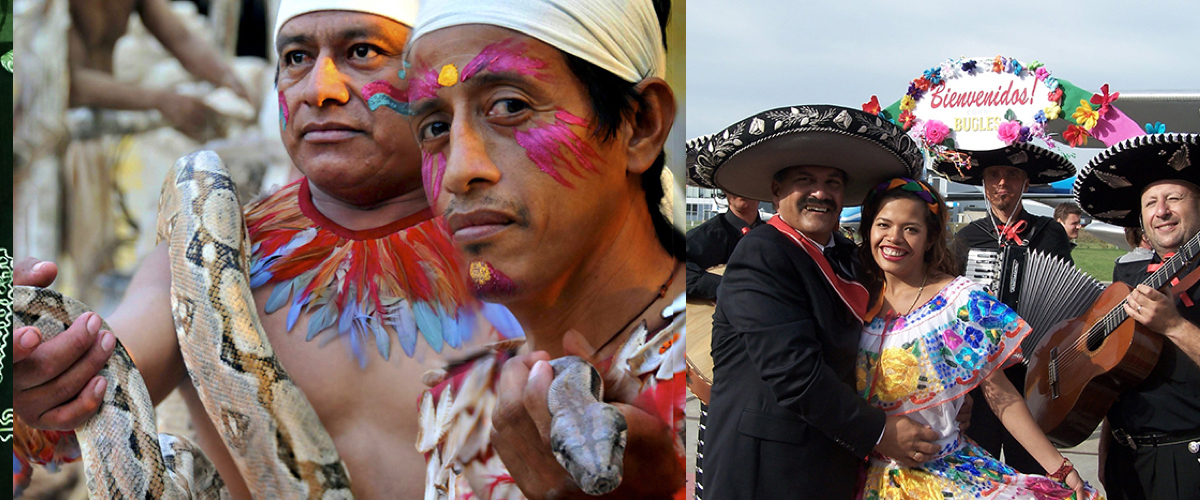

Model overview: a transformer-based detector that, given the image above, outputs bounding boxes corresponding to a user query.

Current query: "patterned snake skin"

[15,151,352,498]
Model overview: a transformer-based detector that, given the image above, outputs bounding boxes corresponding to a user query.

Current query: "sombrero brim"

[930,142,1075,186]
[688,105,923,203]
[1075,133,1200,227]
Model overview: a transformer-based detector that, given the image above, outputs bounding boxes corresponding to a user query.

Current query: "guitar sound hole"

[1086,330,1104,351]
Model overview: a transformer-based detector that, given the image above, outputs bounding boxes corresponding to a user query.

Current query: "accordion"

[965,247,1106,359]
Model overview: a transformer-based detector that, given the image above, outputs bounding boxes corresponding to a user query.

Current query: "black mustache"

[799,197,836,209]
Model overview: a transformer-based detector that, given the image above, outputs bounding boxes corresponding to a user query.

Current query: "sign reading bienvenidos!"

[909,57,1052,152]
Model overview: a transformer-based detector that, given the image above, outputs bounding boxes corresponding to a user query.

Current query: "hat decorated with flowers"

[874,56,1143,186]
[688,104,922,203]
[1075,133,1200,227]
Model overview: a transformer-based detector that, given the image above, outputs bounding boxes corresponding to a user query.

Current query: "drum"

[685,265,723,404]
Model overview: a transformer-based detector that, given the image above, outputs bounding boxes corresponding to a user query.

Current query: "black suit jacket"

[700,225,886,500]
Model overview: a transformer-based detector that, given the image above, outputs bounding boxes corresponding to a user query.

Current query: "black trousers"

[966,364,1044,474]
[694,403,707,500]
[1104,437,1200,500]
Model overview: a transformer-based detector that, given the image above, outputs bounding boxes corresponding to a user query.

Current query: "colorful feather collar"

[245,179,522,366]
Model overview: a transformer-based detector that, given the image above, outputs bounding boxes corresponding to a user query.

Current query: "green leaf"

[1004,109,1017,121]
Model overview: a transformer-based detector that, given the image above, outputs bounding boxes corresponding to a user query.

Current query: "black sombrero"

[1075,133,1200,227]
[688,105,923,203]
[929,142,1075,186]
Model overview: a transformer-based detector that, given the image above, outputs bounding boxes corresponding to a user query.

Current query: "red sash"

[767,216,870,322]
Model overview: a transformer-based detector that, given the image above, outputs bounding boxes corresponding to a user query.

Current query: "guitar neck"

[1092,231,1200,339]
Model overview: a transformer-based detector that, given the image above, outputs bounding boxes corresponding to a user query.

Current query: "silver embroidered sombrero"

[929,142,1075,186]
[688,105,923,203]
[1075,133,1200,227]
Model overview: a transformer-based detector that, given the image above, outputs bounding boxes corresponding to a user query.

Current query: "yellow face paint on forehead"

[437,64,459,87]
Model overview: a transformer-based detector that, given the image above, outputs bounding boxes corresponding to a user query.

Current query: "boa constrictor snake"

[16,151,632,498]
[15,151,351,498]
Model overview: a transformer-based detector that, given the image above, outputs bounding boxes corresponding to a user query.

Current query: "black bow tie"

[823,243,858,282]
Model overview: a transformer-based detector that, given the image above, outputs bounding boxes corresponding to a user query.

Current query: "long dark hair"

[856,178,960,305]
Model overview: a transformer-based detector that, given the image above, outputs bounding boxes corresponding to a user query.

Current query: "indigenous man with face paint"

[11,1,520,497]
[690,105,952,500]
[1076,134,1200,500]
[935,142,1075,475]
[399,0,686,498]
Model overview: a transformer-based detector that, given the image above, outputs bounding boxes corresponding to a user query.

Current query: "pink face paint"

[421,151,448,204]
[278,91,289,130]
[513,109,601,188]
[362,80,411,115]
[408,68,442,103]
[459,39,549,82]
[469,261,518,297]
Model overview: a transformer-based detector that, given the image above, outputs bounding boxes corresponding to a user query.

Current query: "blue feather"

[387,301,418,357]
[286,285,312,332]
[480,302,524,339]
[347,327,367,368]
[371,319,391,361]
[441,306,461,349]
[456,309,477,345]
[250,269,274,289]
[413,302,444,353]
[263,280,292,314]
[306,301,338,341]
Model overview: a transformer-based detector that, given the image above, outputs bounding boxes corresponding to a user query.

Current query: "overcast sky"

[686,0,1200,137]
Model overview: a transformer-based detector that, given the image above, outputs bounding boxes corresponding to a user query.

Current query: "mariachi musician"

[684,137,765,499]
[1075,133,1200,500]
[933,141,1075,474]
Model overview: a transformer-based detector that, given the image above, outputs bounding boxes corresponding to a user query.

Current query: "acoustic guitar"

[685,265,724,404]
[1025,230,1200,447]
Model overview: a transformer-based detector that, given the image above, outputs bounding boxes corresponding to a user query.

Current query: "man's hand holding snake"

[13,258,114,431]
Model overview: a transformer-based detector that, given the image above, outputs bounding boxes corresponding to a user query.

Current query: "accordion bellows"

[965,247,1106,357]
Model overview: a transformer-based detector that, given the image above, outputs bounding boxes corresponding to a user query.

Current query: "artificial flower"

[940,61,959,80]
[1044,104,1061,121]
[1008,59,1023,75]
[1019,126,1032,143]
[961,59,977,73]
[913,77,931,91]
[900,94,917,112]
[906,82,925,100]
[924,67,943,85]
[898,110,916,130]
[1034,110,1047,124]
[1145,122,1167,134]
[862,95,882,115]
[1072,99,1099,130]
[1044,76,1059,90]
[997,121,1022,144]
[992,56,1005,73]
[1027,60,1044,70]
[1035,67,1051,82]
[1063,124,1090,147]
[1048,87,1063,104]
[924,119,951,144]
[1090,83,1120,115]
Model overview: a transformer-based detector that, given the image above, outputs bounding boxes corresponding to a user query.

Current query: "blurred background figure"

[1055,202,1087,247]
[15,0,289,311]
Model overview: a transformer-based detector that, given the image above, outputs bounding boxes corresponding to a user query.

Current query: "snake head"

[550,402,628,495]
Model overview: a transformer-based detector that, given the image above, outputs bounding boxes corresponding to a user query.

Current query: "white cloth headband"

[273,0,420,48]
[410,0,666,83]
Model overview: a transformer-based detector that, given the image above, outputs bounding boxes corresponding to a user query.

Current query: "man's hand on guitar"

[1124,284,1187,336]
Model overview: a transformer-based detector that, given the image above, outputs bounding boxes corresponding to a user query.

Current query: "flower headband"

[866,177,941,217]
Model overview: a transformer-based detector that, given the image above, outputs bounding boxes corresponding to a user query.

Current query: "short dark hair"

[1124,227,1144,249]
[1054,202,1084,222]
[559,0,682,260]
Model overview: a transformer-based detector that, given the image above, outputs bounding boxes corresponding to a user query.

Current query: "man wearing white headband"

[400,0,686,498]
[12,2,521,498]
